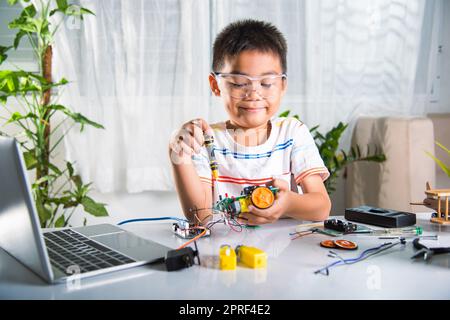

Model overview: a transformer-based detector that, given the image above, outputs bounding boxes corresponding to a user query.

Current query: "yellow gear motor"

[219,245,237,270]
[235,245,267,268]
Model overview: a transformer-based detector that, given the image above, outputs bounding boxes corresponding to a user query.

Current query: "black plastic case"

[344,205,416,228]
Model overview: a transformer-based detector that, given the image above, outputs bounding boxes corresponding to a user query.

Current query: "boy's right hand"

[169,118,212,160]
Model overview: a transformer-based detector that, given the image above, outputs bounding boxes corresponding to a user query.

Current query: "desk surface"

[1,213,449,300]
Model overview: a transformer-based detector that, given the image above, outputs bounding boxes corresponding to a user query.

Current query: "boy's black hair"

[212,19,287,74]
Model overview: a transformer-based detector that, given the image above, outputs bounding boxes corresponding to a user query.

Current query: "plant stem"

[37,45,52,192]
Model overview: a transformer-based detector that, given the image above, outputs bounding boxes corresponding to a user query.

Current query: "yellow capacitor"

[235,245,267,268]
[219,245,237,270]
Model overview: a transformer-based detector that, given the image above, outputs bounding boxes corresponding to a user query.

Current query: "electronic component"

[324,219,357,234]
[235,245,267,268]
[334,239,358,250]
[219,245,237,270]
[165,243,200,271]
[320,240,337,249]
[345,205,416,228]
[320,239,358,250]
[214,186,279,218]
[172,221,211,239]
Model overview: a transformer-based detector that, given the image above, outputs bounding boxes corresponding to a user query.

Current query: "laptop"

[0,137,171,284]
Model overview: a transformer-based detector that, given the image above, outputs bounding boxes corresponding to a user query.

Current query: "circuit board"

[172,222,211,239]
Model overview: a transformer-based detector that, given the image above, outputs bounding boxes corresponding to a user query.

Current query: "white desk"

[1,213,449,300]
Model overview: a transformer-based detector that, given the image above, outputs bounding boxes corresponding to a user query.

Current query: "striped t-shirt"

[191,117,330,202]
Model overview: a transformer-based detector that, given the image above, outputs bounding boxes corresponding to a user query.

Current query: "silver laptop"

[0,137,171,284]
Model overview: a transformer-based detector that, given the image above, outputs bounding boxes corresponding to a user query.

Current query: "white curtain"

[303,0,428,147]
[53,0,211,193]
[53,0,443,193]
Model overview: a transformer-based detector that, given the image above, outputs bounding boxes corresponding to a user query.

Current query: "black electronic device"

[165,242,201,271]
[324,219,358,234]
[345,205,416,228]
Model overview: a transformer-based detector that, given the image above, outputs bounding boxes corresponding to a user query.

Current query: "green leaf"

[66,161,74,177]
[278,110,290,117]
[35,191,51,226]
[436,141,450,156]
[56,0,68,10]
[23,150,38,170]
[350,146,356,159]
[6,111,37,124]
[0,70,48,94]
[21,4,37,18]
[0,45,12,65]
[6,76,16,91]
[48,163,62,176]
[71,112,105,131]
[80,7,95,16]
[49,9,59,16]
[47,104,104,131]
[13,30,26,49]
[55,215,65,228]
[8,13,38,33]
[0,95,7,104]
[48,196,72,206]
[7,0,19,5]
[71,174,82,189]
[33,175,55,187]
[81,196,108,217]
[426,151,450,178]
[36,204,52,226]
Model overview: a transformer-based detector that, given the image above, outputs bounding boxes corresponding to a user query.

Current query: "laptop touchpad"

[92,232,169,262]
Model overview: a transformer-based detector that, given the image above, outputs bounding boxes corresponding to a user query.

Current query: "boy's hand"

[169,118,212,161]
[239,179,291,225]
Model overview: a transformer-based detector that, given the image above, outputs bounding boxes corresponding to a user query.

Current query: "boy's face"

[210,50,287,130]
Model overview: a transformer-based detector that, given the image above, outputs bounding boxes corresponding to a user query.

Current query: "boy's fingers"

[178,130,201,153]
[247,205,273,218]
[272,178,289,191]
[179,141,194,156]
[170,141,181,153]
[187,123,205,147]
[240,213,271,225]
[187,135,202,153]
[194,118,213,135]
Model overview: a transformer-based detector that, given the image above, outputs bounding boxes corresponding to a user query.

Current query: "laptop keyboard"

[44,229,136,275]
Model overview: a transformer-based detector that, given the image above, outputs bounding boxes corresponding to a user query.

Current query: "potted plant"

[0,0,108,228]
[279,110,387,194]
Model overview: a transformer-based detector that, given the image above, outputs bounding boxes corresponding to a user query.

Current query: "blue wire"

[315,241,402,275]
[117,217,188,226]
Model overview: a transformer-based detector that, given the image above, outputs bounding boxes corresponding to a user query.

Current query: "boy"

[169,19,331,225]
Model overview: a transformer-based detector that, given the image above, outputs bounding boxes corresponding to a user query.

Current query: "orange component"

[334,239,358,250]
[251,186,275,209]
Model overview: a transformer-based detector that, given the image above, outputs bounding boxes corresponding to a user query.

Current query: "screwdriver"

[203,133,218,180]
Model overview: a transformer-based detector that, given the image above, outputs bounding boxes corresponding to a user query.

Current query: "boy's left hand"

[238,179,291,225]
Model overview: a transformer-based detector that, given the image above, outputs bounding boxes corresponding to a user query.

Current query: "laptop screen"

[0,137,53,282]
